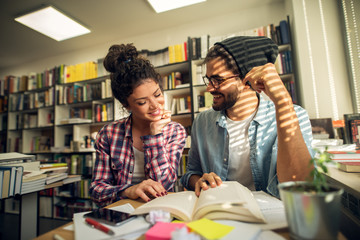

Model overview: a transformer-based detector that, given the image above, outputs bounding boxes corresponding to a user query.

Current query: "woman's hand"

[123,179,167,202]
[150,110,171,135]
[195,172,222,197]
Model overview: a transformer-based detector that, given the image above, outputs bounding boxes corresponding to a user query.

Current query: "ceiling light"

[147,0,206,13]
[15,6,91,41]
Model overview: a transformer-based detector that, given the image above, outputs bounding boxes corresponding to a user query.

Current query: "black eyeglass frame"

[202,75,239,89]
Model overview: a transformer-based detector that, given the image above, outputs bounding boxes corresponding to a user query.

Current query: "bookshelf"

[0,77,8,152]
[0,17,298,219]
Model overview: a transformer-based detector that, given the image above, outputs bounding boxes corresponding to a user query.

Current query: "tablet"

[83,208,136,226]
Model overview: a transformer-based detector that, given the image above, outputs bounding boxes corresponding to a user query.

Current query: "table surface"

[34,195,348,240]
[34,197,291,240]
[34,198,146,240]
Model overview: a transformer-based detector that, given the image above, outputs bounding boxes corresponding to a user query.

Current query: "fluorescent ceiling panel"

[15,6,91,41]
[147,0,206,13]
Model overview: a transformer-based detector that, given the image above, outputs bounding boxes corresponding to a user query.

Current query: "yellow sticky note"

[186,218,234,240]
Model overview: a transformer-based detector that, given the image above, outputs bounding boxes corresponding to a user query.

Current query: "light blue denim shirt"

[180,95,314,198]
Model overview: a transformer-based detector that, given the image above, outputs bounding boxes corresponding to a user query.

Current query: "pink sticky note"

[145,222,187,240]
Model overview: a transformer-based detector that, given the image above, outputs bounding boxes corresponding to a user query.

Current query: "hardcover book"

[344,113,360,144]
[338,162,360,172]
[351,119,360,149]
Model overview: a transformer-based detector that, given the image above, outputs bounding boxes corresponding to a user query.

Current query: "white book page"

[252,191,288,230]
[132,191,198,222]
[194,181,264,222]
[195,182,246,211]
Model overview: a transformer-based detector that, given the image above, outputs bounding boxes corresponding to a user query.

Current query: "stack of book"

[21,171,47,195]
[0,152,36,199]
[327,150,360,173]
[40,162,69,185]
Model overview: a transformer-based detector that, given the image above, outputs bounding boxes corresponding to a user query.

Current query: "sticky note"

[145,222,187,240]
[186,218,234,240]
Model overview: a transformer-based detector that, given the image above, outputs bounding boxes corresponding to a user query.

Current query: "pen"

[85,218,115,235]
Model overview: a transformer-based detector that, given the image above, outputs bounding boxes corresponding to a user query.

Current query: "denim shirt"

[180,95,314,198]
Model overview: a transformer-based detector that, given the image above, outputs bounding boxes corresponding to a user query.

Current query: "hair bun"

[103,43,139,73]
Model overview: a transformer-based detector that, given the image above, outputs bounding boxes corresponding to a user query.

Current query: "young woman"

[90,43,187,207]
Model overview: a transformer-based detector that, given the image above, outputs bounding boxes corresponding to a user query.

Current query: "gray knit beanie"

[215,36,278,79]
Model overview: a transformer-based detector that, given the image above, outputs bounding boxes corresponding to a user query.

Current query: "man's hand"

[244,63,290,103]
[195,172,222,197]
[123,179,167,202]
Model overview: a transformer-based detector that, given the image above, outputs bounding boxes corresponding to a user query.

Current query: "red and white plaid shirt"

[90,115,187,207]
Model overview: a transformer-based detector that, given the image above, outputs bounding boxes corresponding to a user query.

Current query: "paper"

[257,230,286,240]
[214,220,261,240]
[252,191,287,230]
[73,203,150,240]
[145,222,187,240]
[187,218,234,240]
[63,224,74,231]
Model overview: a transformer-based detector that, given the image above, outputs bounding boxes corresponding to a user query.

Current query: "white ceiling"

[0,0,282,72]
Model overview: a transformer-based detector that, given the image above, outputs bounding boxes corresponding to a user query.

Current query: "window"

[340,0,360,113]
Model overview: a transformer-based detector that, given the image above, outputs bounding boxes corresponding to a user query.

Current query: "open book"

[132,181,266,223]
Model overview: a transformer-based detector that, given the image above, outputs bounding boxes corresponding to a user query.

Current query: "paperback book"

[132,181,265,223]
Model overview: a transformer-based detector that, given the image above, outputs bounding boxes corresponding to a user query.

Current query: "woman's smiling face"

[126,79,165,122]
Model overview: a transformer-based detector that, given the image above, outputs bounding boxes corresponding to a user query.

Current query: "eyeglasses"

[202,75,239,89]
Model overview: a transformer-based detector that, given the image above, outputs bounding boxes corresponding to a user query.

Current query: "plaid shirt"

[90,115,187,207]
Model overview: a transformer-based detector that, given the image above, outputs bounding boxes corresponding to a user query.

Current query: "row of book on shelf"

[0,95,8,112]
[5,61,98,94]
[0,18,291,96]
[274,50,293,75]
[139,42,188,67]
[94,102,114,122]
[0,152,82,199]
[0,115,7,131]
[59,106,93,125]
[39,178,94,218]
[12,111,53,130]
[8,87,55,111]
[170,96,191,115]
[169,92,213,115]
[56,79,111,105]
[55,153,94,177]
[162,71,190,90]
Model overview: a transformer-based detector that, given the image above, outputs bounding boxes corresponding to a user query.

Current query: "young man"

[180,36,314,197]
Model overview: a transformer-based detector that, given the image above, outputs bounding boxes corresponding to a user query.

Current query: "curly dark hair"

[203,44,240,76]
[103,43,162,107]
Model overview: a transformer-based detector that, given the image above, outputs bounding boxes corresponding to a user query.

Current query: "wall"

[290,0,353,119]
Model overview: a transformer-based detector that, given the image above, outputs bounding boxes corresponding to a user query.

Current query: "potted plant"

[278,148,344,240]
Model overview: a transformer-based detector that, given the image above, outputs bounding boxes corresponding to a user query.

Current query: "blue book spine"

[279,20,290,44]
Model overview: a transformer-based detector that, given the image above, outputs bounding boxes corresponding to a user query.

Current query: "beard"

[212,90,238,111]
